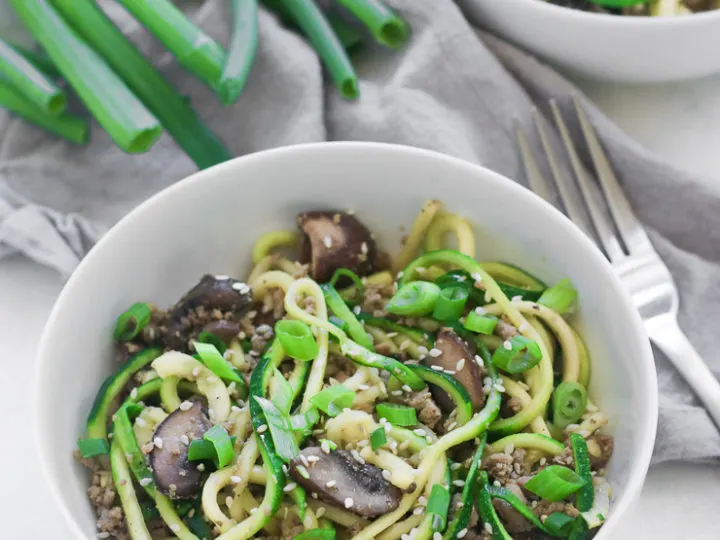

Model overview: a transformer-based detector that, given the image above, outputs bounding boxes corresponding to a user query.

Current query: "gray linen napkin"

[1,0,718,463]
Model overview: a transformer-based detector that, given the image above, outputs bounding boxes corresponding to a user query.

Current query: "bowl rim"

[512,0,720,26]
[34,141,658,540]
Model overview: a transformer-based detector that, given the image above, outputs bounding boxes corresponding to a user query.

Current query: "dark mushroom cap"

[491,482,533,533]
[289,447,402,518]
[149,401,211,499]
[297,211,377,283]
[202,320,242,346]
[425,329,486,411]
[171,275,252,321]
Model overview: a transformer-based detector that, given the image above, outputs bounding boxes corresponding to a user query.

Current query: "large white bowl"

[460,0,720,82]
[35,143,657,539]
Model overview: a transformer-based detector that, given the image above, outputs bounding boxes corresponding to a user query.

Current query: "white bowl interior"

[36,143,657,539]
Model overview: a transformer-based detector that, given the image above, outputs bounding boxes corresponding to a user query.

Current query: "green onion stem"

[0,80,88,144]
[275,320,319,361]
[337,0,409,48]
[50,0,231,168]
[12,0,161,153]
[386,281,441,317]
[0,37,65,115]
[278,0,359,99]
[375,403,417,427]
[9,44,62,78]
[326,13,364,52]
[114,0,226,90]
[220,0,259,105]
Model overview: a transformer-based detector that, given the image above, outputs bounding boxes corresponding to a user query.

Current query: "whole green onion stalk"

[337,0,409,48]
[12,0,162,153]
[50,0,231,168]
[220,0,259,105]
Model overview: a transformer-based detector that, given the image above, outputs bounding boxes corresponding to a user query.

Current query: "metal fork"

[516,95,720,428]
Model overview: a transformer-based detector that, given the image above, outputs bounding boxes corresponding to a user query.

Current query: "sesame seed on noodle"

[231,476,242,484]
[484,291,492,303]
[135,417,147,428]
[382,469,391,481]
[413,507,423,515]
[511,295,523,302]
[170,524,180,532]
[358,383,370,390]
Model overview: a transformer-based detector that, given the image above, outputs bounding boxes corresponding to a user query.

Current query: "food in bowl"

[75,200,613,540]
[546,0,719,15]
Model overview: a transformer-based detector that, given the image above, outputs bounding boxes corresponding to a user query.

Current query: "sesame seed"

[353,305,362,315]
[450,462,462,471]
[382,469,391,481]
[307,455,320,463]
[170,524,180,532]
[504,444,515,455]
[431,365,444,371]
[456,359,466,371]
[511,295,523,302]
[503,340,512,350]
[135,417,147,428]
[402,384,412,393]
[494,384,506,393]
[475,354,485,367]
[518,322,529,332]
[314,506,326,518]
[300,454,309,467]
[225,496,233,508]
[153,437,163,449]
[344,497,354,508]
[180,401,193,411]
[139,477,152,486]
[484,522,493,533]
[361,242,369,254]
[326,480,337,488]
[231,475,242,484]
[457,528,468,538]
[284,482,297,492]
[391,390,403,396]
[447,421,457,431]
[484,291,492,303]
[413,506,424,515]
[474,306,487,315]
[493,480,502,488]
[453,479,465,487]
[444,369,456,375]
[257,424,268,434]
[429,348,442,357]
[323,236,333,248]
[433,533,442,540]
[540,457,547,466]
[130,387,138,399]
[180,435,190,446]
[413,428,426,436]
[191,367,201,377]
[321,441,331,454]
[358,383,370,390]
[98,533,110,539]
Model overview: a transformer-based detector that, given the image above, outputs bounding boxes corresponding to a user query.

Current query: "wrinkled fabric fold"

[0,0,718,462]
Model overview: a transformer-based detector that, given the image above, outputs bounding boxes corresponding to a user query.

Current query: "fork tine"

[531,108,595,240]
[549,99,625,262]
[515,124,553,203]
[571,95,654,255]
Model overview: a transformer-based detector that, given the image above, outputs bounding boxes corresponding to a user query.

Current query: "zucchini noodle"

[423,213,476,257]
[82,201,612,540]
[392,199,443,273]
[252,230,297,263]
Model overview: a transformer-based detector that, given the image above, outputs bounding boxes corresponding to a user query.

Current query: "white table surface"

[2,35,720,540]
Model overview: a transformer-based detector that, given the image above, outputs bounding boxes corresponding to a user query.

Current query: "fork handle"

[645,313,720,429]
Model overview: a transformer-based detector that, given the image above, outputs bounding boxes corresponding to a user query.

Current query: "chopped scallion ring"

[309,384,354,417]
[432,286,469,322]
[375,403,417,427]
[463,311,499,335]
[386,281,440,316]
[202,425,234,468]
[524,465,587,501]
[491,335,542,374]
[113,303,151,341]
[275,320,319,361]
[77,438,109,458]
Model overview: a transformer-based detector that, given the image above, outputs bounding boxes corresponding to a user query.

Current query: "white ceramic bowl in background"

[35,143,657,539]
[459,0,720,82]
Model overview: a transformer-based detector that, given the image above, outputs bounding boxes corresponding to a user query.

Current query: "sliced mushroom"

[149,400,211,499]
[202,320,242,346]
[288,447,402,518]
[297,211,377,283]
[171,275,252,320]
[425,329,486,411]
[491,482,533,533]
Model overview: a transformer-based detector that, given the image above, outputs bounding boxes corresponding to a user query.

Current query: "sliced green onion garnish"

[309,384,354,417]
[0,81,89,144]
[463,311,499,335]
[51,0,230,169]
[114,303,152,342]
[524,465,587,502]
[491,335,543,374]
[219,0,259,105]
[290,408,320,434]
[197,331,228,355]
[432,286,468,322]
[77,438,110,458]
[254,395,299,463]
[0,36,65,115]
[275,320,319,361]
[435,269,485,305]
[279,0,359,99]
[370,427,387,450]
[337,0,409,49]
[426,484,450,531]
[376,403,417,427]
[386,281,441,316]
[552,382,588,429]
[544,512,575,536]
[11,0,162,153]
[569,515,589,539]
[322,284,373,350]
[475,471,512,540]
[188,436,238,462]
[115,0,226,89]
[193,342,247,391]
[292,528,336,540]
[538,278,578,314]
[570,433,594,512]
[202,425,235,468]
